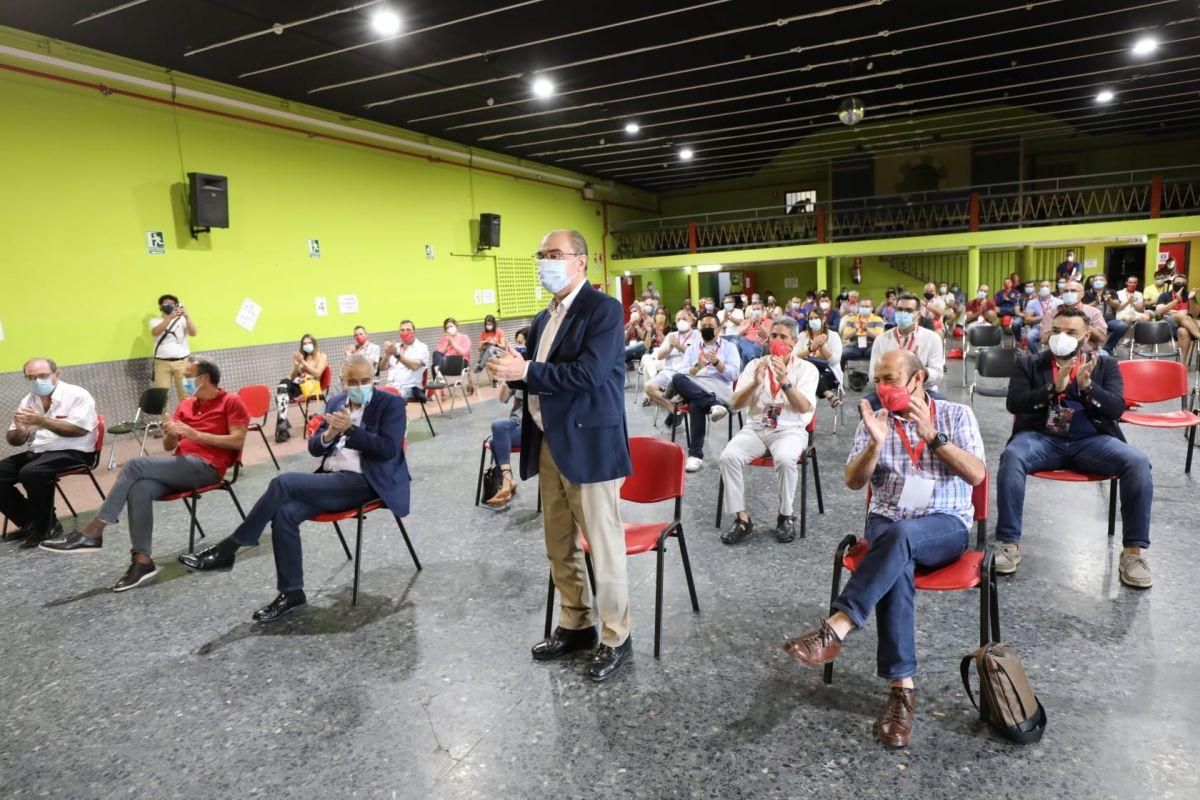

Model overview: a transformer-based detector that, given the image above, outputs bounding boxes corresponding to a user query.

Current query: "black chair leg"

[226,486,246,520]
[352,510,365,605]
[1187,425,1196,474]
[714,476,724,529]
[654,545,665,659]
[823,535,855,684]
[421,402,436,437]
[676,528,700,613]
[989,560,1001,643]
[55,482,79,519]
[810,448,824,514]
[257,427,279,470]
[544,571,555,639]
[475,440,489,507]
[800,457,808,539]
[395,518,421,570]
[1107,478,1118,538]
[186,496,199,553]
[86,469,107,501]
[332,520,352,560]
[980,551,993,646]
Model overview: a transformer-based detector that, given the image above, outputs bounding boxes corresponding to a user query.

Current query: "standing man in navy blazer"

[179,355,411,622]
[489,229,634,682]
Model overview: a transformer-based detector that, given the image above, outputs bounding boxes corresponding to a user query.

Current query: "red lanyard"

[893,329,916,351]
[893,397,936,469]
[1050,358,1080,400]
[766,355,791,398]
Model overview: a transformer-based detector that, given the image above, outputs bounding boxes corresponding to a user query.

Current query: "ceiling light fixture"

[370,9,402,36]
[697,264,723,273]
[1095,88,1115,103]
[679,148,694,160]
[532,77,555,98]
[1132,35,1158,56]
[624,122,640,134]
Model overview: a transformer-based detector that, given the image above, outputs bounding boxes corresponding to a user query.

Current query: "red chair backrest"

[319,366,333,391]
[622,436,686,504]
[237,384,272,418]
[92,415,106,464]
[1117,359,1187,404]
[380,385,401,395]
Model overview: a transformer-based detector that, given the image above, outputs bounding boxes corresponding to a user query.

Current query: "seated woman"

[433,317,473,389]
[485,381,525,509]
[275,334,328,440]
[624,305,651,366]
[794,310,843,406]
[511,326,528,356]
[475,314,507,375]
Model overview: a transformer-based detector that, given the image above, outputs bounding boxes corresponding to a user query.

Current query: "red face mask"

[354,334,367,345]
[400,332,415,345]
[769,339,792,358]
[876,381,913,413]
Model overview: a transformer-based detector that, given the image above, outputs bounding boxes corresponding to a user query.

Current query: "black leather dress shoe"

[587,636,633,682]
[252,592,307,623]
[531,625,599,661]
[178,545,235,571]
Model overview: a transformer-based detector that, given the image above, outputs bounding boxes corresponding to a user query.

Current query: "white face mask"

[1048,331,1080,358]
[819,301,830,310]
[723,302,734,311]
[675,320,692,333]
[446,326,457,336]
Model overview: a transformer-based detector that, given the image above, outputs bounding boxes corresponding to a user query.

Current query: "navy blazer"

[1006,351,1126,442]
[308,390,411,517]
[510,282,632,484]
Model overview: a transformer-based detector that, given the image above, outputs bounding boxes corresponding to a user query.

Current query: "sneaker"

[775,515,796,543]
[1118,552,1153,589]
[993,541,1021,575]
[708,405,729,423]
[113,558,158,592]
[721,516,754,545]
[685,456,703,473]
[39,528,101,554]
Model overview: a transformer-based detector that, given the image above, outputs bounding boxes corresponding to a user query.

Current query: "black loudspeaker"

[479,213,501,249]
[187,172,229,230]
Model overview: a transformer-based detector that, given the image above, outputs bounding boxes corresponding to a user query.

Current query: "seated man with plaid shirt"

[780,349,986,749]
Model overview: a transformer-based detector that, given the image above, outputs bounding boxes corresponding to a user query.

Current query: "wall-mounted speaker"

[478,212,501,249]
[187,172,229,233]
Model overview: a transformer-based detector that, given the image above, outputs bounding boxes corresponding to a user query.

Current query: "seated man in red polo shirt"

[41,356,248,592]
[964,283,999,328]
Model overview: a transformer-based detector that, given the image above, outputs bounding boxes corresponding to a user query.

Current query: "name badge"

[898,475,936,510]
[762,405,780,429]
[1045,402,1073,436]
[857,335,867,349]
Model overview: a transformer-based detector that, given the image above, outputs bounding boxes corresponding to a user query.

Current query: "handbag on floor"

[480,462,504,504]
[960,642,1047,745]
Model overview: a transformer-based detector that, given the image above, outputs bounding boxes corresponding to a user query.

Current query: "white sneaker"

[685,456,704,472]
[708,405,729,423]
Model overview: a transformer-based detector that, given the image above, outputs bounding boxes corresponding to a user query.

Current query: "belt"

[155,356,188,361]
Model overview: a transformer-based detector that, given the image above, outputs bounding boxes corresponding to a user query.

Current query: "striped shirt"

[846,397,985,527]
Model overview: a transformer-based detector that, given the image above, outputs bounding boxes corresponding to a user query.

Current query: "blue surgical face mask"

[514,345,526,354]
[894,310,916,330]
[807,318,822,331]
[1094,281,1106,290]
[1038,287,1051,298]
[347,384,373,405]
[182,377,198,396]
[537,259,571,294]
[33,378,55,397]
[302,343,315,354]
[1061,291,1079,305]
[1024,286,1034,295]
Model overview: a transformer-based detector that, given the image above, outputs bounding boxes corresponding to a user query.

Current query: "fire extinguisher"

[851,256,863,285]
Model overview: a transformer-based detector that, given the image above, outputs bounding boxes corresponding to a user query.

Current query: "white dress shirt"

[322,402,366,473]
[387,339,431,393]
[527,278,588,431]
[868,326,946,388]
[149,316,190,359]
[738,356,820,430]
[655,329,700,372]
[8,381,99,453]
[352,340,382,370]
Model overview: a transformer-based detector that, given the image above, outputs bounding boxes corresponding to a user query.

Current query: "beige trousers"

[538,439,630,646]
[152,358,188,413]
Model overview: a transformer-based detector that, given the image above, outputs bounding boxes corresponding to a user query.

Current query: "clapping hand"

[487,347,528,382]
[1076,353,1098,391]
[325,410,353,436]
[12,408,42,429]
[770,355,788,383]
[164,420,197,440]
[903,391,938,443]
[858,399,889,445]
[1053,354,1077,394]
[809,332,827,351]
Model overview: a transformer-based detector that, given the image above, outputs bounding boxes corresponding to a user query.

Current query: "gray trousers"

[95,455,219,556]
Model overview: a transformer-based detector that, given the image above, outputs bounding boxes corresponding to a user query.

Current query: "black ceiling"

[5,0,1200,191]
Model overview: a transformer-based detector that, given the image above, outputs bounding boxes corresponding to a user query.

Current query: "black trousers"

[0,450,90,532]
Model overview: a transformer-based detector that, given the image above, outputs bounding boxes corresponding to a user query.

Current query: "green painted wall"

[0,47,629,372]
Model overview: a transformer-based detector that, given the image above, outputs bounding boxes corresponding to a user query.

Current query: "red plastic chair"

[237,385,279,470]
[308,498,421,605]
[713,415,824,535]
[3,416,108,539]
[1117,359,1200,473]
[1030,469,1117,537]
[823,473,997,684]
[155,449,246,553]
[543,436,699,658]
[294,365,332,426]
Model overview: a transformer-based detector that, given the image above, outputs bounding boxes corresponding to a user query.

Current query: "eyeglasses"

[24,373,52,381]
[533,250,582,260]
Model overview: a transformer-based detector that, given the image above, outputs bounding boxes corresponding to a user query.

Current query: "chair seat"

[310,498,385,522]
[1030,469,1113,482]
[748,456,775,467]
[579,521,671,556]
[107,422,138,435]
[1121,409,1200,428]
[972,386,1008,398]
[158,482,226,502]
[483,440,521,454]
[55,465,92,478]
[842,540,984,591]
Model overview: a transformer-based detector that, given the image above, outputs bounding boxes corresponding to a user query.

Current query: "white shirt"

[868,326,946,388]
[738,356,819,431]
[1117,288,1145,309]
[322,402,366,473]
[351,340,382,370]
[527,278,588,430]
[719,307,744,336]
[387,339,430,392]
[794,329,843,385]
[149,315,191,359]
[655,329,700,372]
[8,381,99,454]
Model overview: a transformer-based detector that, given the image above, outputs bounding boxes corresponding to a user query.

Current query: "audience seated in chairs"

[718,318,819,544]
[644,309,700,412]
[839,297,885,370]
[623,304,652,366]
[474,314,507,375]
[994,306,1154,587]
[274,334,328,440]
[433,318,473,392]
[383,320,431,399]
[795,310,843,407]
[344,325,381,373]
[1023,281,1062,356]
[869,294,946,391]
[1153,276,1200,363]
[484,382,524,509]
[664,314,741,473]
[41,356,249,593]
[1083,276,1128,354]
[782,349,986,749]
[1037,281,1113,356]
[964,283,1000,328]
[178,355,410,622]
[1,358,99,548]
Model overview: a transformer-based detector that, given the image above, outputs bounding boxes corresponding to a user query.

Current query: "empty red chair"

[237,385,279,470]
[544,436,699,658]
[1030,470,1117,537]
[823,473,997,684]
[1117,359,1200,473]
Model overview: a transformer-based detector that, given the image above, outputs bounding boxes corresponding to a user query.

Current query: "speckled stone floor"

[1,364,1197,799]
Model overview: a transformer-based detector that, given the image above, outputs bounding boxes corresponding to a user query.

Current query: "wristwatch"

[780,381,794,392]
[927,431,950,451]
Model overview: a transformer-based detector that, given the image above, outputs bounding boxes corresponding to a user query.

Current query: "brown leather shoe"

[782,620,843,668]
[876,687,916,748]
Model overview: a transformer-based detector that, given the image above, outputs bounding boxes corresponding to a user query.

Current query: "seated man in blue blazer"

[179,355,410,621]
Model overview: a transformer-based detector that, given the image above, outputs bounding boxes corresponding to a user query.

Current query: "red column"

[1150,175,1162,219]
[687,221,698,253]
[969,192,980,232]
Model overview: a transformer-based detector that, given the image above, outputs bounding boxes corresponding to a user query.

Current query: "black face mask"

[700,327,716,342]
[923,291,935,300]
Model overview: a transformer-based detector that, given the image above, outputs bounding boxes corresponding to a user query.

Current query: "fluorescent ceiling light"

[1095,89,1115,103]
[679,148,694,160]
[697,264,722,272]
[1132,36,1157,55]
[532,77,555,98]
[624,122,640,134]
[370,9,401,36]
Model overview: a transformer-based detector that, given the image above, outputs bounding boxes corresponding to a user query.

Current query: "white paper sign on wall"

[308,239,321,258]
[783,277,799,288]
[235,298,262,332]
[338,294,359,314]
[425,244,435,260]
[1158,251,1170,264]
[315,296,328,317]
[146,231,165,255]
[1084,258,1098,270]
[482,289,495,303]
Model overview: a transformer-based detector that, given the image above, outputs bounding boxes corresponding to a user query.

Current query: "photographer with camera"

[150,293,197,413]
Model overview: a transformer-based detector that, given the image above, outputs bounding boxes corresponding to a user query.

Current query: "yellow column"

[967,245,981,293]
[1144,233,1160,289]
[687,266,700,306]
[815,256,828,292]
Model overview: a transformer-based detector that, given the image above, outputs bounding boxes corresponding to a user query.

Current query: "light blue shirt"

[681,337,741,383]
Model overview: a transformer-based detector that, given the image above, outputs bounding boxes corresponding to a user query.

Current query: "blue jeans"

[669,374,722,459]
[832,513,970,680]
[490,418,521,466]
[1026,324,1042,356]
[1104,319,1128,353]
[624,342,646,363]
[841,344,872,368]
[996,431,1152,548]
[230,471,377,591]
[736,338,763,366]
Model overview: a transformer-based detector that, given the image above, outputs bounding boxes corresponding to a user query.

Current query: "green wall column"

[1145,233,1160,288]
[830,257,842,298]
[967,245,981,293]
[1022,244,1035,281]
[815,256,828,291]
[688,266,700,306]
